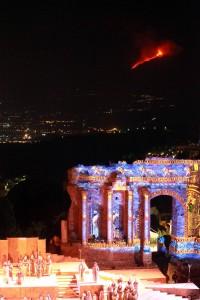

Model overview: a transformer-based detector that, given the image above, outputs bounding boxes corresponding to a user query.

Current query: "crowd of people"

[2,251,52,285]
[81,277,139,300]
[107,278,139,300]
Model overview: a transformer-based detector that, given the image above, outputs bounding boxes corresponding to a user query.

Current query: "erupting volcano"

[131,41,179,70]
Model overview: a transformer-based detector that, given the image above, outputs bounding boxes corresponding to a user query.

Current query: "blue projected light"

[69,157,200,258]
[72,157,192,188]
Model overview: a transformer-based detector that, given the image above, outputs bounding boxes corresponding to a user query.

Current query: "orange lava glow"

[131,41,179,70]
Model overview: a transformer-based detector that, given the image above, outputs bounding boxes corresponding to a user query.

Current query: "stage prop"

[0,237,46,263]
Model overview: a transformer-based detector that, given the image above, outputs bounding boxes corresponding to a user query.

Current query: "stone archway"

[140,188,187,265]
[149,189,187,237]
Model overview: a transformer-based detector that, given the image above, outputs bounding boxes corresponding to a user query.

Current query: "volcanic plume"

[131,41,180,70]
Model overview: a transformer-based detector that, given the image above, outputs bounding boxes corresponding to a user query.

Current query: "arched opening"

[112,192,125,241]
[87,193,101,242]
[150,195,172,252]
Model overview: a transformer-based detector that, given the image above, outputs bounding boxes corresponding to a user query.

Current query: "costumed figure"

[30,251,36,276]
[126,279,133,291]
[123,287,129,300]
[92,292,98,300]
[16,266,24,285]
[8,260,13,281]
[133,280,138,299]
[123,280,132,300]
[99,290,104,300]
[2,258,7,277]
[2,255,7,268]
[79,260,85,281]
[86,291,93,300]
[117,281,123,300]
[92,262,99,282]
[111,288,118,300]
[127,289,137,300]
[45,254,52,275]
[81,292,87,300]
[18,255,23,269]
[107,284,113,300]
[3,260,9,284]
[22,255,30,276]
[36,253,44,277]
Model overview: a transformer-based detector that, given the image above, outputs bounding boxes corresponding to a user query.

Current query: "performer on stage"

[8,259,13,282]
[36,253,44,278]
[111,288,118,300]
[78,260,85,281]
[99,290,104,300]
[128,289,138,300]
[30,251,36,276]
[86,291,93,300]
[16,266,24,285]
[3,260,9,284]
[18,255,23,269]
[45,254,52,275]
[92,261,99,282]
[117,281,123,300]
[133,279,139,299]
[22,255,30,276]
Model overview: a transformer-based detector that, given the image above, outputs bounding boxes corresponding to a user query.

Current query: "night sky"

[0,2,200,113]
[1,2,200,239]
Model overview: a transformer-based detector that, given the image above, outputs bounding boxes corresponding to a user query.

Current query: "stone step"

[56,273,79,298]
[144,282,199,299]
[139,290,187,300]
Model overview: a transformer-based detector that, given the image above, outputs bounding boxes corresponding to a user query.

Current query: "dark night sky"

[0,1,199,113]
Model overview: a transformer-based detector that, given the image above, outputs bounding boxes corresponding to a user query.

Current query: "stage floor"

[0,262,199,299]
[52,260,89,274]
[0,274,57,299]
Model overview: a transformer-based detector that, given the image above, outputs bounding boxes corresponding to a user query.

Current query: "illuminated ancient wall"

[187,171,200,237]
[67,158,200,264]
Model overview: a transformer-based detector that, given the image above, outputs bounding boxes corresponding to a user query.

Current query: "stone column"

[61,220,68,244]
[132,187,140,240]
[107,189,113,244]
[141,193,152,266]
[81,190,87,245]
[127,190,133,245]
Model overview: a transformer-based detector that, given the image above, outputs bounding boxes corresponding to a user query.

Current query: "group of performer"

[81,278,139,300]
[79,261,139,299]
[79,260,100,282]
[2,252,52,285]
[107,278,139,300]
[80,269,139,300]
